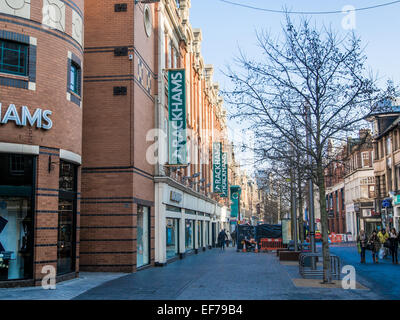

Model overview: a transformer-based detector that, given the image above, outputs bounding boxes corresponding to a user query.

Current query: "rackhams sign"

[0,103,53,130]
[168,69,187,165]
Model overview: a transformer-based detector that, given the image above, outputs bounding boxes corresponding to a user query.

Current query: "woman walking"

[357,230,368,263]
[369,230,381,263]
[389,228,399,264]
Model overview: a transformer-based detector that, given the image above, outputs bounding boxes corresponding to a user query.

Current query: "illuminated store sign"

[0,103,53,130]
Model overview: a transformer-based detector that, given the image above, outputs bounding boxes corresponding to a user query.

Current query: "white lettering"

[0,103,53,130]
[2,104,22,125]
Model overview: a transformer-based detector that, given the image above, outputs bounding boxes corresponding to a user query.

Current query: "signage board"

[230,185,241,218]
[220,152,228,197]
[213,142,222,193]
[168,69,187,165]
[170,190,182,203]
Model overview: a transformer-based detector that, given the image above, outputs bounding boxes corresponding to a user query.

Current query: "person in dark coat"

[218,229,228,251]
[357,230,368,264]
[389,228,399,264]
[231,229,237,247]
[369,230,381,263]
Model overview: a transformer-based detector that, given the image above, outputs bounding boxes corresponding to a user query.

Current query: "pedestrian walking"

[225,230,232,247]
[378,228,390,259]
[368,230,381,263]
[218,229,227,251]
[231,229,237,247]
[389,228,399,264]
[357,230,368,264]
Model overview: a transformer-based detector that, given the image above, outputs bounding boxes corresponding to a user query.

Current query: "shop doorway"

[365,221,381,237]
[57,161,78,275]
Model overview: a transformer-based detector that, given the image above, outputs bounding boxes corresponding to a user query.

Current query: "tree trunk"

[297,172,304,243]
[317,160,332,283]
[298,193,304,243]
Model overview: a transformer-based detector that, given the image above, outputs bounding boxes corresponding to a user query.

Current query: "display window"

[205,221,209,246]
[137,205,150,267]
[185,219,194,251]
[0,153,34,281]
[198,220,203,248]
[166,218,179,259]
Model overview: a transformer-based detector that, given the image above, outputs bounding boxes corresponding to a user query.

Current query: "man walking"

[231,229,237,247]
[218,229,227,251]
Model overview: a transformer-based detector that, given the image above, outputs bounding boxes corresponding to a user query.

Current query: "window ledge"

[69,90,81,100]
[0,72,28,81]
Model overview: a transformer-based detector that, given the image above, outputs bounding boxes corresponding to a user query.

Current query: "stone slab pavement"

[0,272,126,300]
[0,246,393,300]
[73,247,382,300]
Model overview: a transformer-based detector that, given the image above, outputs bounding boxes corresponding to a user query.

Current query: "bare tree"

[224,15,394,283]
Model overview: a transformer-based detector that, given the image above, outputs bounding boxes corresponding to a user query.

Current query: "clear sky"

[189,0,400,174]
[190,0,400,89]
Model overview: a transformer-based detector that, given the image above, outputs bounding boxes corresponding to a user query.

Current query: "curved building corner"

[0,0,84,287]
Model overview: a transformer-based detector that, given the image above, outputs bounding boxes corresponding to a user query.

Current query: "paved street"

[330,245,400,299]
[73,247,381,300]
[2,246,399,300]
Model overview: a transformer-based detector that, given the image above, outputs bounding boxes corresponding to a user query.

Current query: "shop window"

[57,161,77,275]
[166,205,181,213]
[185,219,194,251]
[0,154,34,281]
[205,221,209,246]
[9,154,25,176]
[198,220,203,248]
[69,62,81,96]
[0,39,28,76]
[137,205,150,267]
[166,218,179,259]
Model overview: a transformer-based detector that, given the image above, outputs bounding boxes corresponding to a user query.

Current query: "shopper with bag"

[378,228,390,259]
[357,230,368,264]
[389,228,399,264]
[368,230,381,263]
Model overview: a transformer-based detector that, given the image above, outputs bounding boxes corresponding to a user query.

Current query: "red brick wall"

[0,0,84,286]
[81,0,156,272]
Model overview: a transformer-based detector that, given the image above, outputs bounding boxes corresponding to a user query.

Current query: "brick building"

[367,101,400,232]
[81,0,232,270]
[81,0,157,272]
[344,130,375,238]
[0,0,83,286]
[153,0,232,265]
[325,141,347,234]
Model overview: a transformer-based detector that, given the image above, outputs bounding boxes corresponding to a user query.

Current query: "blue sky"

[190,0,400,89]
[190,0,400,173]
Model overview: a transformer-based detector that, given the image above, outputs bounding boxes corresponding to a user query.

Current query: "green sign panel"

[213,142,222,193]
[221,152,228,198]
[168,69,187,165]
[230,185,241,218]
[394,195,400,205]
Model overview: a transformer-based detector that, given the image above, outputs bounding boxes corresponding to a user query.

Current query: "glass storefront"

[0,153,34,281]
[57,161,77,275]
[166,218,179,259]
[137,205,150,267]
[57,200,75,274]
[185,219,194,251]
[198,220,203,248]
[205,221,209,246]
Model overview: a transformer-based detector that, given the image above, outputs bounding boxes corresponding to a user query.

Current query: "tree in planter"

[224,15,395,283]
